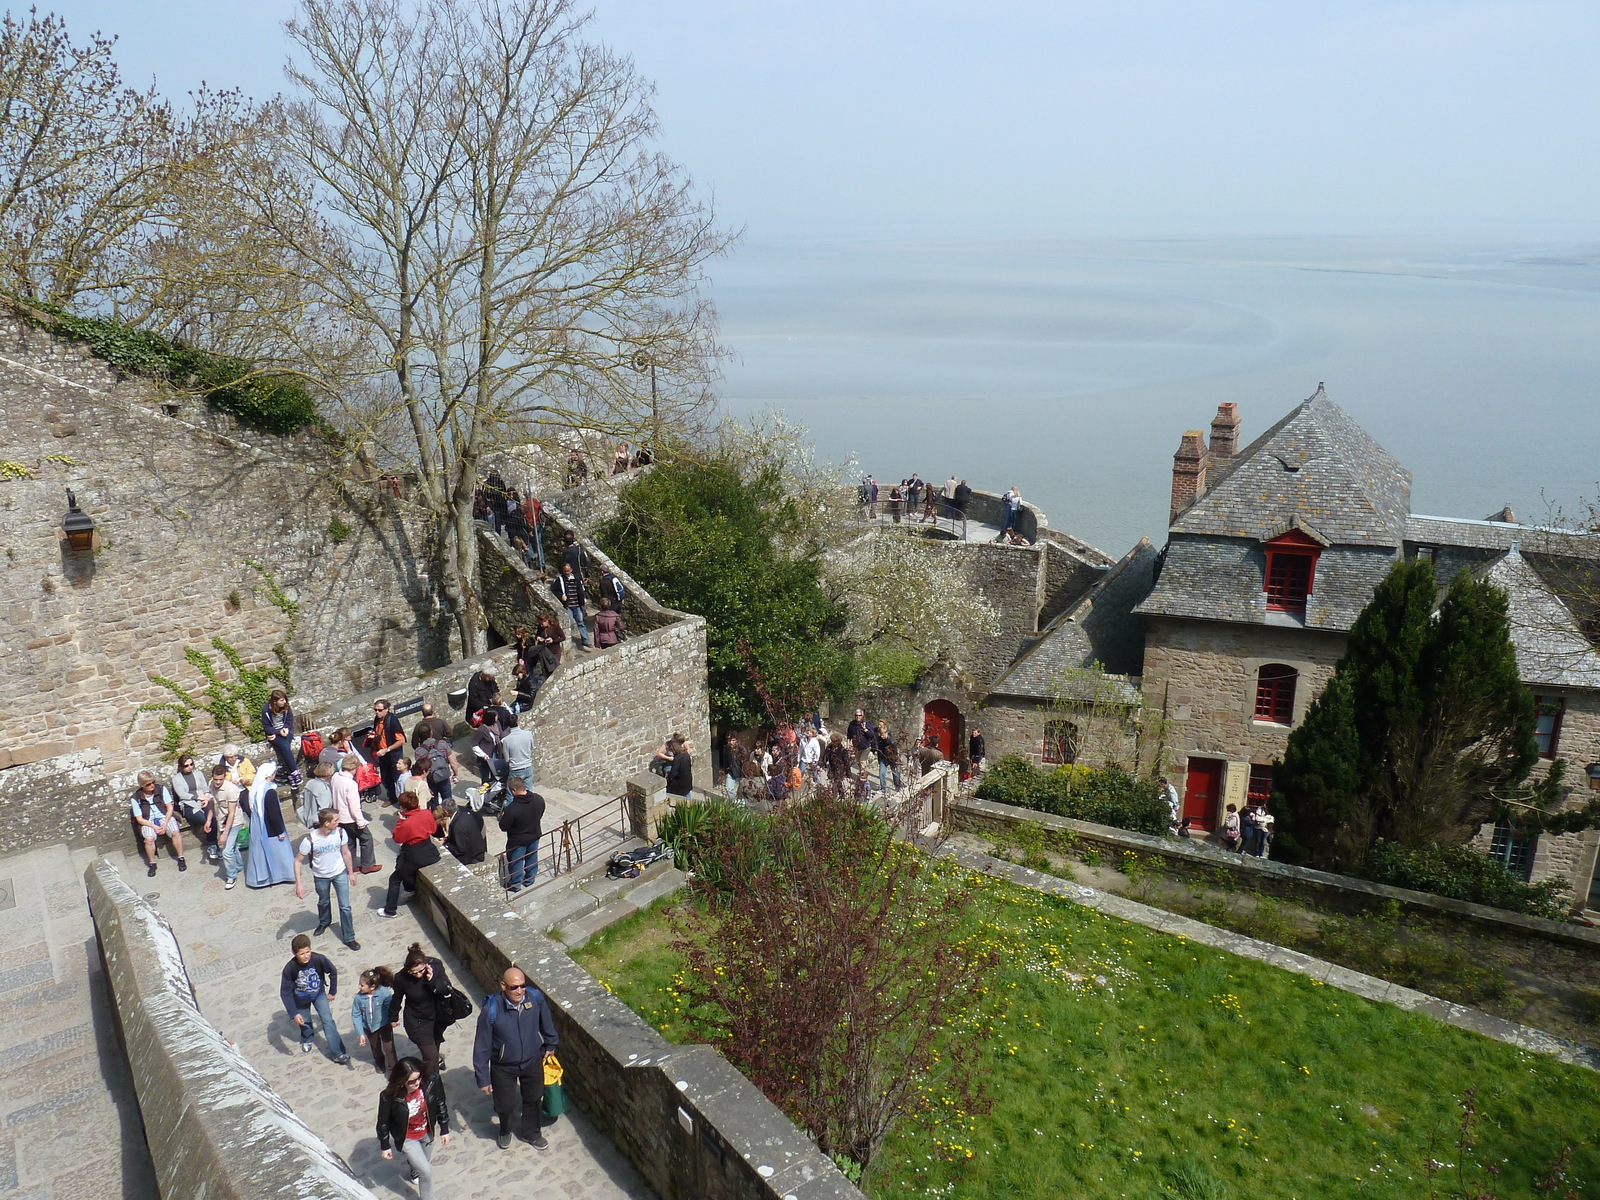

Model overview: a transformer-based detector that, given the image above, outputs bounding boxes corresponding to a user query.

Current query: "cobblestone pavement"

[91,783,654,1200]
[0,843,157,1199]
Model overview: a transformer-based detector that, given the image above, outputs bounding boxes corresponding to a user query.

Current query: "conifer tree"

[1275,560,1590,870]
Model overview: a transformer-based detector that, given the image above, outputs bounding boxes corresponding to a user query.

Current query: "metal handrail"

[495,793,630,897]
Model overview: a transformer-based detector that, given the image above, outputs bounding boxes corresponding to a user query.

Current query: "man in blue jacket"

[473,965,559,1150]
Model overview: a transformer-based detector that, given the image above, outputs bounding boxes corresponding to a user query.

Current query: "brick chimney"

[1170,430,1208,524]
[1209,402,1241,462]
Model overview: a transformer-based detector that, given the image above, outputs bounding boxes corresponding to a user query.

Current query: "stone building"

[1135,387,1600,911]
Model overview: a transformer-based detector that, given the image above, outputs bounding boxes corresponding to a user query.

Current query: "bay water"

[712,237,1600,557]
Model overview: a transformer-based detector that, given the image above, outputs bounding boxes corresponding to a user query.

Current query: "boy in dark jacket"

[280,933,350,1063]
[445,801,487,864]
[473,965,559,1148]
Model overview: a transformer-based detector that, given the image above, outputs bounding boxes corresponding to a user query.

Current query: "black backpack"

[601,571,627,606]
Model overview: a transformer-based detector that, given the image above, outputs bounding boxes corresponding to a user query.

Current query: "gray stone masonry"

[0,842,157,1199]
[950,796,1600,956]
[412,852,866,1200]
[934,838,1600,1072]
[0,312,447,772]
[85,857,379,1200]
[91,819,656,1200]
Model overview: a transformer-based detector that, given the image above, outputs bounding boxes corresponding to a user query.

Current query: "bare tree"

[255,0,729,654]
[0,10,263,313]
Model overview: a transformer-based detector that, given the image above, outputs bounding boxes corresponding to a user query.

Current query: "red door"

[922,699,962,761]
[1182,757,1225,832]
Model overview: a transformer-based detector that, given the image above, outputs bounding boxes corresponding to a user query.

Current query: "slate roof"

[1132,534,1399,631]
[1487,550,1600,690]
[990,539,1158,702]
[1407,514,1600,559]
[1172,386,1412,545]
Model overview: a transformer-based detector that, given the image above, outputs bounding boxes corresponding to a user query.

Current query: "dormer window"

[1263,530,1322,613]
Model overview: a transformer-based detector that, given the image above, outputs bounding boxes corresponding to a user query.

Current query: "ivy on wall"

[6,296,320,435]
[134,560,301,755]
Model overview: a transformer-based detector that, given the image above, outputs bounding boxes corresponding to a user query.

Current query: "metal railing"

[494,793,631,898]
[860,506,968,540]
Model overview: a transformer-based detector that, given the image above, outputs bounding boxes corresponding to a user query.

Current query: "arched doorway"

[922,699,962,762]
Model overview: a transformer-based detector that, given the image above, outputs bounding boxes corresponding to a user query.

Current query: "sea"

[710,237,1600,557]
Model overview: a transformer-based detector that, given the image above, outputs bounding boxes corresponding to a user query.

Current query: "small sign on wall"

[1224,761,1250,808]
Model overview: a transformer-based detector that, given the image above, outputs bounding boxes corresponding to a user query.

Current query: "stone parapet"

[950,796,1600,956]
[84,857,378,1200]
[411,853,864,1200]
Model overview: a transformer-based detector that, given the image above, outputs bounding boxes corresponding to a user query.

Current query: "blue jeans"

[509,764,535,790]
[724,775,739,802]
[314,872,355,944]
[221,832,244,882]
[566,605,589,647]
[506,843,538,891]
[295,991,347,1059]
[268,735,298,780]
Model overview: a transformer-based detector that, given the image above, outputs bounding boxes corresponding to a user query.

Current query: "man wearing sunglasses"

[472,967,558,1151]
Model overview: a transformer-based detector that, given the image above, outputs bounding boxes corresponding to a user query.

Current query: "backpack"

[606,842,670,879]
[422,737,452,787]
[601,572,626,606]
[299,729,325,761]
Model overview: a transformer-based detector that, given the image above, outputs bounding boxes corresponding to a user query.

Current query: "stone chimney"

[1209,402,1241,462]
[1170,431,1208,524]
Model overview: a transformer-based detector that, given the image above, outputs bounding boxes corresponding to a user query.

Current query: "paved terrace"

[0,786,655,1200]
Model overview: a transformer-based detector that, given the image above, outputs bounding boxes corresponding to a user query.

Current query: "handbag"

[542,1055,567,1118]
[444,985,474,1022]
[354,762,382,792]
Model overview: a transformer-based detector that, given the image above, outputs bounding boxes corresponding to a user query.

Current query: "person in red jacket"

[377,793,440,918]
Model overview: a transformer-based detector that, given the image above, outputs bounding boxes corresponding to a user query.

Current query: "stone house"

[1134,388,1600,912]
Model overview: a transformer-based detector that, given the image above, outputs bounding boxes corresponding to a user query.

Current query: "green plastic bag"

[235,824,250,850]
[542,1080,566,1118]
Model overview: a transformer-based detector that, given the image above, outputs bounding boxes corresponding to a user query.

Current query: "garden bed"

[574,876,1600,1199]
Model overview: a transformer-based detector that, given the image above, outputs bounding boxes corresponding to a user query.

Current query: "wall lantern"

[1586,763,1600,792]
[62,489,95,553]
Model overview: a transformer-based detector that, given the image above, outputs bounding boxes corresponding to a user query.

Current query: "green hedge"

[974,756,1170,836]
[1356,840,1570,920]
[19,302,318,434]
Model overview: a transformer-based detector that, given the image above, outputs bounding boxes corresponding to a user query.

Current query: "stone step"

[553,863,685,949]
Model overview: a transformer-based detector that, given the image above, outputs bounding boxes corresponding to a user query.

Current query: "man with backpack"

[473,966,558,1150]
[552,563,589,650]
[418,731,459,805]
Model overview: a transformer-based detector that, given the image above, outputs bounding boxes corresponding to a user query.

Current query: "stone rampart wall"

[85,858,378,1200]
[937,540,1044,688]
[0,313,446,771]
[412,855,863,1200]
[950,796,1600,956]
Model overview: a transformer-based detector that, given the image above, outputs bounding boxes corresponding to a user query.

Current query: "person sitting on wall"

[443,799,486,865]
[130,770,186,878]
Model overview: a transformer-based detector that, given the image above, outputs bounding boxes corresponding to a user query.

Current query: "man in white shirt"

[294,809,359,951]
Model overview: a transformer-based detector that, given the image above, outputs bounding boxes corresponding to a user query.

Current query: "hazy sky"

[39,0,1600,239]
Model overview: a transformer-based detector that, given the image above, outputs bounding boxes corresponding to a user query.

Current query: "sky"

[38,0,1600,241]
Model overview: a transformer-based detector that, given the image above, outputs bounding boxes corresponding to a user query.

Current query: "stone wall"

[950,796,1600,955]
[412,854,863,1200]
[938,541,1046,689]
[1141,615,1347,777]
[1527,690,1600,905]
[976,694,1142,771]
[85,858,378,1200]
[0,313,446,772]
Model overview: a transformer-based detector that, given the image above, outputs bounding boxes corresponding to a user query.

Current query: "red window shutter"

[1254,665,1297,725]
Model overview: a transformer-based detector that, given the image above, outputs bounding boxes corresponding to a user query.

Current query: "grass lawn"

[573,872,1600,1199]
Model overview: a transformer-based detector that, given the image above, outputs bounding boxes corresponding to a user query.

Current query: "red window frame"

[1042,719,1078,765]
[1534,695,1565,758]
[1254,664,1297,725]
[1247,764,1274,805]
[1263,530,1322,613]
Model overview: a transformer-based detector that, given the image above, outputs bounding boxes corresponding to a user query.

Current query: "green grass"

[572,874,1600,1199]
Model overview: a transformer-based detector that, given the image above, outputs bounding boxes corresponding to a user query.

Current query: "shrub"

[975,756,1169,836]
[1356,840,1570,920]
[657,798,772,896]
[17,301,318,434]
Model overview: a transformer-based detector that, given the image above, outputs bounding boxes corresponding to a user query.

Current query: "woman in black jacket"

[392,942,455,1079]
[664,737,693,798]
[376,1055,450,1197]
